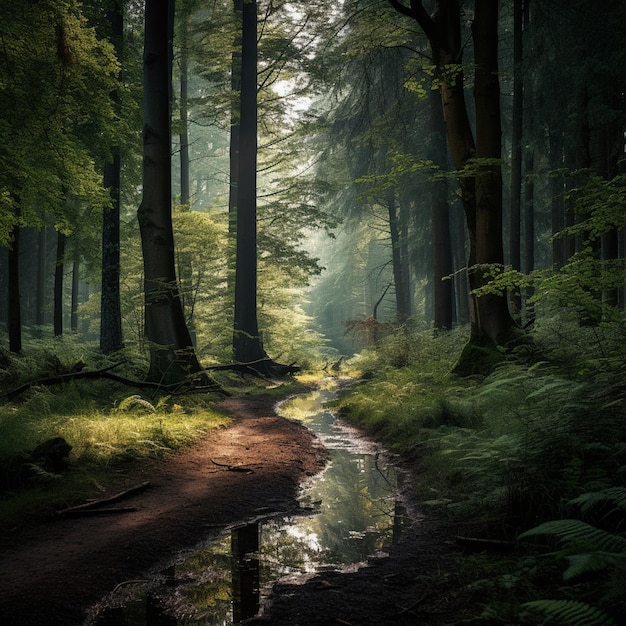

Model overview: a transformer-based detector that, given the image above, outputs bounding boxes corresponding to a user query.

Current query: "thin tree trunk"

[228,0,243,297]
[71,258,79,332]
[36,226,47,329]
[430,88,453,330]
[387,189,410,322]
[523,151,535,321]
[138,0,201,383]
[54,230,66,337]
[179,3,190,209]
[232,0,267,362]
[8,223,22,353]
[509,0,523,319]
[100,3,123,354]
[398,197,412,319]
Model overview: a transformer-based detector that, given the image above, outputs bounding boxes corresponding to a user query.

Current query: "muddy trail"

[0,390,457,625]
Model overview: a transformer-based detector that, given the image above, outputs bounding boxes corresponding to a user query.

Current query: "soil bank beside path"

[0,392,326,626]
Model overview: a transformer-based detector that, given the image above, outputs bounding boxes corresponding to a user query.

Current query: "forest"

[1,0,626,624]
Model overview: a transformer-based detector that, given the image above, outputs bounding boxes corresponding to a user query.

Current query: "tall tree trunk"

[179,2,190,208]
[398,197,412,319]
[232,0,267,363]
[8,223,22,353]
[452,206,469,324]
[100,3,123,354]
[387,189,410,322]
[36,226,47,329]
[523,150,535,321]
[54,230,66,337]
[388,0,516,352]
[509,0,523,319]
[429,88,453,330]
[228,0,243,298]
[470,0,513,346]
[71,258,79,332]
[138,0,201,383]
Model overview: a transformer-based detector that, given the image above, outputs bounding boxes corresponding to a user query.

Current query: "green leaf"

[522,599,615,625]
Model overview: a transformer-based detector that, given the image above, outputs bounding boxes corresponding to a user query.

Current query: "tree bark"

[470,0,513,346]
[71,258,79,332]
[138,0,201,383]
[100,3,123,354]
[8,223,21,353]
[232,0,267,363]
[388,0,516,349]
[228,0,243,300]
[509,0,523,319]
[179,3,190,208]
[36,226,47,329]
[54,230,66,337]
[387,189,410,322]
[429,88,453,330]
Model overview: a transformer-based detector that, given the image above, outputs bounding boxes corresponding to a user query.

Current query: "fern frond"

[519,519,626,553]
[522,599,615,625]
[569,487,626,514]
[115,395,156,413]
[563,551,626,581]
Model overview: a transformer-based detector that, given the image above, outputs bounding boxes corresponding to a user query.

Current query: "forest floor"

[0,388,461,626]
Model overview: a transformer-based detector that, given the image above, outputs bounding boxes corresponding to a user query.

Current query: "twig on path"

[58,507,138,517]
[56,481,151,515]
[210,459,254,474]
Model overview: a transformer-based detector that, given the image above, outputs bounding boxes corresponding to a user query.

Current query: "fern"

[522,599,615,625]
[115,395,156,413]
[519,519,626,553]
[569,487,626,514]
[562,551,626,582]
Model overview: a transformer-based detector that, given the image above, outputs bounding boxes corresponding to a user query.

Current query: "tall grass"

[0,369,229,529]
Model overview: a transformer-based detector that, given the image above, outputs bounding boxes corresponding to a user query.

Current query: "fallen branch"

[57,480,152,515]
[205,358,299,379]
[59,507,138,517]
[454,536,516,552]
[7,364,226,400]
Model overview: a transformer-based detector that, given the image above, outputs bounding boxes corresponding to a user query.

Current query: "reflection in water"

[87,382,409,625]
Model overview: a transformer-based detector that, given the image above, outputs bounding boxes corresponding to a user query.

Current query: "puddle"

[86,381,411,625]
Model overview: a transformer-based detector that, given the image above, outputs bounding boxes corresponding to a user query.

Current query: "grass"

[0,340,315,532]
[0,376,230,530]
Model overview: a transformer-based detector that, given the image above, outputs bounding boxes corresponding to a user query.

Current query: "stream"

[87,382,411,625]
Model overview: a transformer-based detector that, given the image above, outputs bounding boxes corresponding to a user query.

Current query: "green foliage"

[521,600,615,626]
[0,0,120,243]
[519,519,626,553]
[0,344,230,529]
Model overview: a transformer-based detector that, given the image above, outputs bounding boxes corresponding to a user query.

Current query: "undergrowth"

[336,315,626,622]
[0,343,231,531]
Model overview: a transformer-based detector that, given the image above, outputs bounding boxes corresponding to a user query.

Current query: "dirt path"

[0,390,459,626]
[0,393,326,626]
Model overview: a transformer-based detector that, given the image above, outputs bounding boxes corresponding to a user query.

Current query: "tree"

[232,0,268,363]
[138,0,202,383]
[1,0,119,352]
[101,1,124,354]
[387,0,517,357]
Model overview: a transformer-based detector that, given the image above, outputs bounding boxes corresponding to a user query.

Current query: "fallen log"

[57,480,152,515]
[7,363,226,400]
